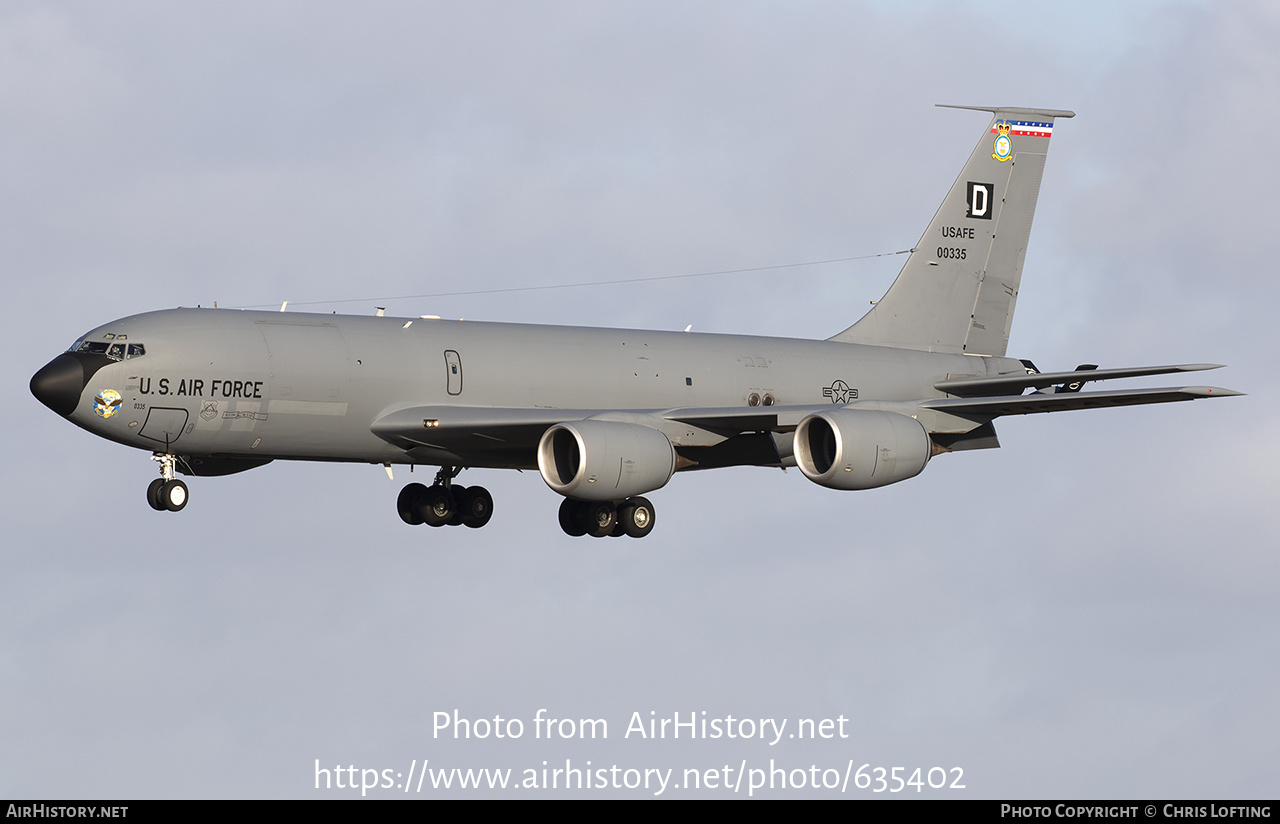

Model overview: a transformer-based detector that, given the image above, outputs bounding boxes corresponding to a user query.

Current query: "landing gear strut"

[146,452,188,512]
[397,466,493,529]
[558,496,655,539]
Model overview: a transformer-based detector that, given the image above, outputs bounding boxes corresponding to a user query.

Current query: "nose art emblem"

[94,389,123,418]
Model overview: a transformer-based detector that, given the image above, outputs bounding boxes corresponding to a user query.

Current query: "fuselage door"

[444,350,463,395]
[139,406,190,446]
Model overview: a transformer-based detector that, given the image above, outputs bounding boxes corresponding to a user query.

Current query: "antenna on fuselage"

[279,301,288,312]
[376,307,385,317]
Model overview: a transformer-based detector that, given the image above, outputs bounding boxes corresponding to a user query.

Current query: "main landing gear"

[558,496,655,539]
[146,452,189,512]
[397,466,493,529]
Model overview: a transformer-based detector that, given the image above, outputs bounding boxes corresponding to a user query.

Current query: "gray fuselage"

[52,307,1019,470]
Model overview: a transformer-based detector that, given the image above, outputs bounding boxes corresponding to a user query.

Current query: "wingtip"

[1183,386,1245,397]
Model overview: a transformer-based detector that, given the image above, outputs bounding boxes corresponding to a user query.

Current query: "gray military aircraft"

[30,105,1240,538]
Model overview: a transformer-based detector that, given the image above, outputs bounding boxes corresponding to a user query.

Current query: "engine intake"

[794,409,931,490]
[537,420,676,501]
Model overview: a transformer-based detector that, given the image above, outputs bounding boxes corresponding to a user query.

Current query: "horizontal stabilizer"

[935,363,1225,397]
[936,104,1076,119]
[922,386,1242,418]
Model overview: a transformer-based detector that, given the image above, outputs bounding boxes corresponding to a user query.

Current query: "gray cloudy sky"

[4,0,1276,799]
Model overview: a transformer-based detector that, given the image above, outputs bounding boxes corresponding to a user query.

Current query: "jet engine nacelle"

[537,420,676,501]
[794,409,931,490]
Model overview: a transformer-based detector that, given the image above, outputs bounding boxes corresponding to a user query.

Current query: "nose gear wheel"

[145,453,190,513]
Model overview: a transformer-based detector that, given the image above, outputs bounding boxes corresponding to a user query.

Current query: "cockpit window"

[71,340,146,360]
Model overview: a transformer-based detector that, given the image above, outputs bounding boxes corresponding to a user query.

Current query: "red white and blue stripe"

[991,120,1054,138]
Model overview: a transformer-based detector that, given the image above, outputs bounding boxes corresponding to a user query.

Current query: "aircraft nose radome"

[30,354,85,417]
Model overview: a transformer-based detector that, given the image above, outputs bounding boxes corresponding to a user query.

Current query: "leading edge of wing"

[371,406,581,450]
[921,385,1243,417]
[370,404,831,450]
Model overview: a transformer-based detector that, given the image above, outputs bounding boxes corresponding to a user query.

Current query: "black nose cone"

[31,354,85,417]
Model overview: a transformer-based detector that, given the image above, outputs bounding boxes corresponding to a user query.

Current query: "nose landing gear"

[146,452,189,512]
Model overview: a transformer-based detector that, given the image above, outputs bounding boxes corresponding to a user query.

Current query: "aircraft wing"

[660,405,826,432]
[370,404,829,449]
[371,382,1241,469]
[369,403,837,469]
[372,406,578,451]
[372,383,1242,452]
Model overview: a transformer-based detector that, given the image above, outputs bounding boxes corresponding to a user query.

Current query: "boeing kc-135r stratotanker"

[30,106,1241,538]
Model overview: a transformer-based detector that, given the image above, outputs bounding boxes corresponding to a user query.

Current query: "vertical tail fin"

[830,105,1074,356]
